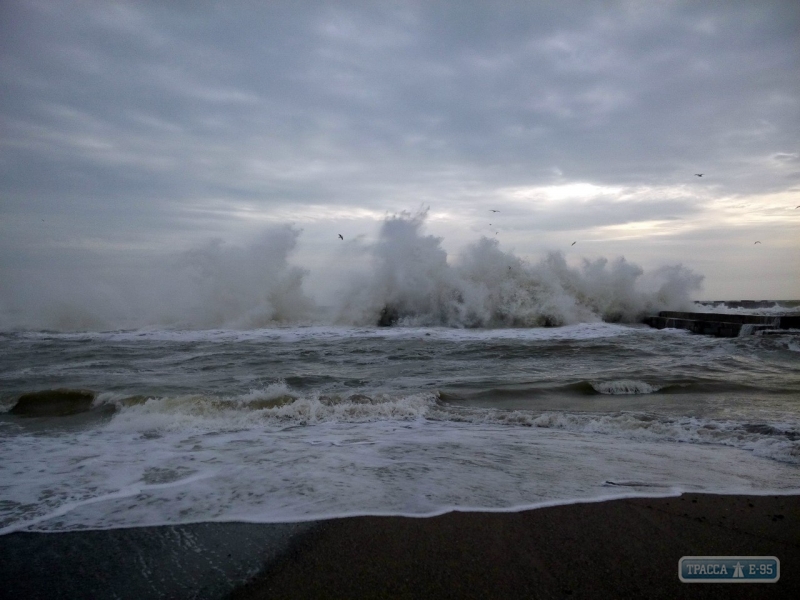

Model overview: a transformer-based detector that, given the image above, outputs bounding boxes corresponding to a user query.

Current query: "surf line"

[0,470,221,535]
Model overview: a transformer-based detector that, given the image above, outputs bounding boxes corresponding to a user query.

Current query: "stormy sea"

[1,213,798,596]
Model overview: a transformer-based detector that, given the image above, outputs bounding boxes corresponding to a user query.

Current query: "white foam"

[99,390,438,433]
[1,420,798,534]
[523,412,800,463]
[591,380,660,395]
[85,389,800,466]
[5,321,651,345]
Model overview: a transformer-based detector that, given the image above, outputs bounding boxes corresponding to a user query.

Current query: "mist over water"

[1,225,313,331]
[0,212,703,331]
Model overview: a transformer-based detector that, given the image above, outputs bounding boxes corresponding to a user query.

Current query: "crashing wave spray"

[0,226,314,331]
[335,209,703,327]
[0,213,703,331]
[158,226,313,329]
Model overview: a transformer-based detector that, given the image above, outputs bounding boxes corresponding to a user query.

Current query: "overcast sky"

[1,0,799,304]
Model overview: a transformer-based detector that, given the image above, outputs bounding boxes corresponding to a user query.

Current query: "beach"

[1,321,798,598]
[1,493,797,599]
[3,0,800,597]
[233,493,799,599]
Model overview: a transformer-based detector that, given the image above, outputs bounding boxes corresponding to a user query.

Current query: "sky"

[1,0,799,308]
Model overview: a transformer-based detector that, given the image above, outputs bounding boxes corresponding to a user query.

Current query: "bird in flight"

[695,174,703,177]
[754,241,761,244]
[571,241,577,246]
[490,209,500,213]
[796,205,800,209]
[338,234,343,240]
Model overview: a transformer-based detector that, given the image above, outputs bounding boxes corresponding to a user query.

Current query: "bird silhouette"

[695,174,703,177]
[338,234,343,240]
[490,210,500,213]
[571,241,576,246]
[796,205,800,209]
[754,241,761,244]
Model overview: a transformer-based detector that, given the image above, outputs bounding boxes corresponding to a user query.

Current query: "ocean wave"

[1,321,645,344]
[0,212,702,331]
[590,380,660,395]
[86,388,800,464]
[100,388,439,432]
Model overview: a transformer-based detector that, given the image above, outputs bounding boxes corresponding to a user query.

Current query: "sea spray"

[0,212,702,331]
[0,225,314,331]
[335,209,704,327]
[161,227,313,329]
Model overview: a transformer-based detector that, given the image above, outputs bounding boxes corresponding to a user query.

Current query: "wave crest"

[103,388,439,431]
[591,380,660,395]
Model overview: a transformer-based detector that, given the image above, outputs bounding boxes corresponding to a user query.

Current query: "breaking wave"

[0,211,703,331]
[591,380,660,395]
[48,387,795,465]
[335,209,703,327]
[100,387,438,432]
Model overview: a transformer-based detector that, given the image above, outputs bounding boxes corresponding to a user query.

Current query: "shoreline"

[1,493,797,599]
[231,492,800,599]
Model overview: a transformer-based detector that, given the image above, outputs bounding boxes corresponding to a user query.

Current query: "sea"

[1,317,799,536]
[1,216,799,538]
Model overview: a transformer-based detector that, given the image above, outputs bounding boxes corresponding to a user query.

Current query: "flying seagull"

[490,209,500,213]
[754,241,761,244]
[695,174,703,177]
[338,234,343,240]
[571,241,577,246]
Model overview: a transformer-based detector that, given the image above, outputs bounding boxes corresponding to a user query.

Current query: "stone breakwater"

[644,311,800,337]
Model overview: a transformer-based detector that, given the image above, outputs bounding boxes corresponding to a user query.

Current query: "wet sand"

[232,493,799,600]
[1,493,797,599]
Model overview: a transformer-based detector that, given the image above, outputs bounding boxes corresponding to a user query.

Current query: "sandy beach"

[1,493,796,599]
[231,492,800,599]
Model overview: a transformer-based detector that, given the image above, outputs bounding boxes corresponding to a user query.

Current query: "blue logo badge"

[679,556,779,583]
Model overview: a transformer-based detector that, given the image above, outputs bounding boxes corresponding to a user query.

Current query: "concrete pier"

[643,311,800,337]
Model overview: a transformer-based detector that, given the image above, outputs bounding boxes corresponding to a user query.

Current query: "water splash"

[0,226,313,331]
[335,209,703,327]
[0,212,703,331]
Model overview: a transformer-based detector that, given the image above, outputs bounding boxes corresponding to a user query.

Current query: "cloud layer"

[1,0,798,305]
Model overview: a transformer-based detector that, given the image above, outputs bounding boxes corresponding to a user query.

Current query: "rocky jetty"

[644,311,800,337]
